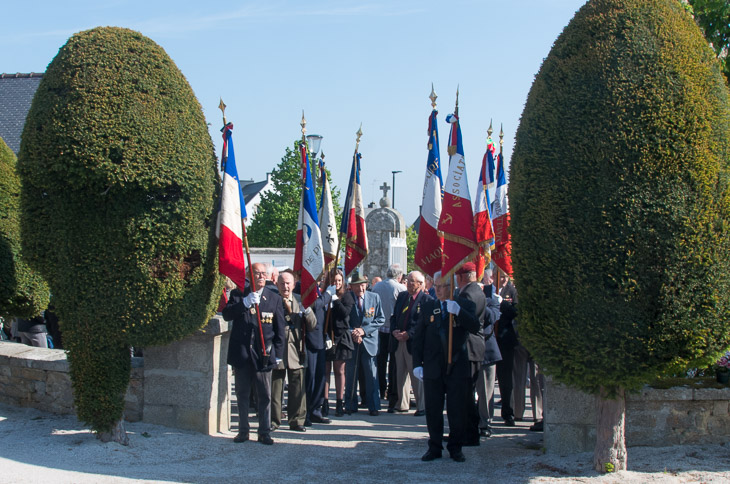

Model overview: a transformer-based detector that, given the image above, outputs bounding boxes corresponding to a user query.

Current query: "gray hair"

[386,263,404,280]
[408,270,425,283]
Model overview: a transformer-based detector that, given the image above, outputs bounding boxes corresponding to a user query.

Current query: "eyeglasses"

[253,271,268,277]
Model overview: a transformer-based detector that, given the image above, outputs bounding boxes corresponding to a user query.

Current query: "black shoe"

[529,420,544,432]
[369,410,379,416]
[503,416,516,426]
[290,424,307,432]
[387,407,396,413]
[480,427,492,438]
[414,410,426,417]
[233,432,249,443]
[322,400,329,417]
[450,450,466,462]
[310,414,330,424]
[257,434,274,445]
[304,418,312,427]
[392,408,407,413]
[335,400,345,417]
[421,449,442,461]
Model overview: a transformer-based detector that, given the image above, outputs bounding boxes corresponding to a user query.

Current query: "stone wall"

[142,316,231,435]
[0,341,143,421]
[545,377,730,454]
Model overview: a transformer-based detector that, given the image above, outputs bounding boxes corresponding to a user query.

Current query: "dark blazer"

[455,281,487,363]
[224,287,286,371]
[482,291,503,366]
[496,300,519,351]
[389,290,432,353]
[327,291,355,360]
[308,292,331,351]
[412,295,481,380]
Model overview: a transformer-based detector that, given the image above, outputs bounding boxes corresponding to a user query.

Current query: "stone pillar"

[363,191,406,280]
[143,316,231,435]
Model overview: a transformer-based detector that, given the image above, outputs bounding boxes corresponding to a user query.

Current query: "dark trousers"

[234,363,272,436]
[377,332,390,396]
[305,347,327,418]
[465,361,481,443]
[424,375,471,454]
[272,367,306,427]
[387,350,398,409]
[496,346,515,420]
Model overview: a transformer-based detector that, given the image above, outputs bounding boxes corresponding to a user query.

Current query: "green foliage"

[247,140,341,247]
[687,0,730,81]
[17,27,222,432]
[406,225,418,272]
[0,138,49,318]
[510,0,730,395]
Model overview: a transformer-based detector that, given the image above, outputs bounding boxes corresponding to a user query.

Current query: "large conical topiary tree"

[17,27,222,443]
[510,0,730,472]
[0,137,49,319]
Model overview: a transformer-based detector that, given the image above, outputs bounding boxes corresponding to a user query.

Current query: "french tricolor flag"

[491,150,513,276]
[474,139,496,279]
[294,142,324,308]
[340,151,368,277]
[217,123,247,289]
[414,108,444,278]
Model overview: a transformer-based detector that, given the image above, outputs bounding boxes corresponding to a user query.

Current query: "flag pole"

[448,87,459,366]
[337,124,363,276]
[219,99,267,357]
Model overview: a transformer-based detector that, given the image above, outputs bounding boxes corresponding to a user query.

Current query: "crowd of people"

[222,261,545,462]
[1,306,61,349]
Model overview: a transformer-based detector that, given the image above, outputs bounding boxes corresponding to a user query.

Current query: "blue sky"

[2,0,587,226]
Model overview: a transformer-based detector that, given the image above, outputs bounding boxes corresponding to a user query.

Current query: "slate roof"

[0,73,43,154]
[240,178,270,205]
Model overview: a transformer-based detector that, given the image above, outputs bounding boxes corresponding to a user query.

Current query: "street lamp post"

[392,170,402,209]
[306,134,323,191]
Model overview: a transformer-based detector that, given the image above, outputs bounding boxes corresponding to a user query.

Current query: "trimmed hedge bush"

[510,0,730,394]
[0,137,49,318]
[17,27,222,432]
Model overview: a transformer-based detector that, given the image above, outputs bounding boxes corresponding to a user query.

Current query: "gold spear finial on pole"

[455,85,460,117]
[301,110,307,140]
[499,123,504,154]
[355,123,363,152]
[430,83,438,110]
[488,119,493,140]
[219,98,227,125]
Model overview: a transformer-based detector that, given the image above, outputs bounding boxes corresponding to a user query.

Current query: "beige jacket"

[279,294,317,369]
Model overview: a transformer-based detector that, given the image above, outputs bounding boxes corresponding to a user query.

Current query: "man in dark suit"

[344,271,385,416]
[389,270,432,415]
[306,282,332,426]
[412,270,481,463]
[479,267,502,437]
[454,262,488,445]
[223,262,286,445]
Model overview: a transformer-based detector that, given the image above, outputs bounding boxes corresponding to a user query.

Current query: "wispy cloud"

[128,1,424,37]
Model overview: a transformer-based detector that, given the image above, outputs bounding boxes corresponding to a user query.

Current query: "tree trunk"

[97,419,129,446]
[593,386,626,472]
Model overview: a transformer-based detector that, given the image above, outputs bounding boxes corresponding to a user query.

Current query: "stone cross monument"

[362,182,406,281]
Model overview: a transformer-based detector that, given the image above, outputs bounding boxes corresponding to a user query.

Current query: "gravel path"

[2,402,729,483]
